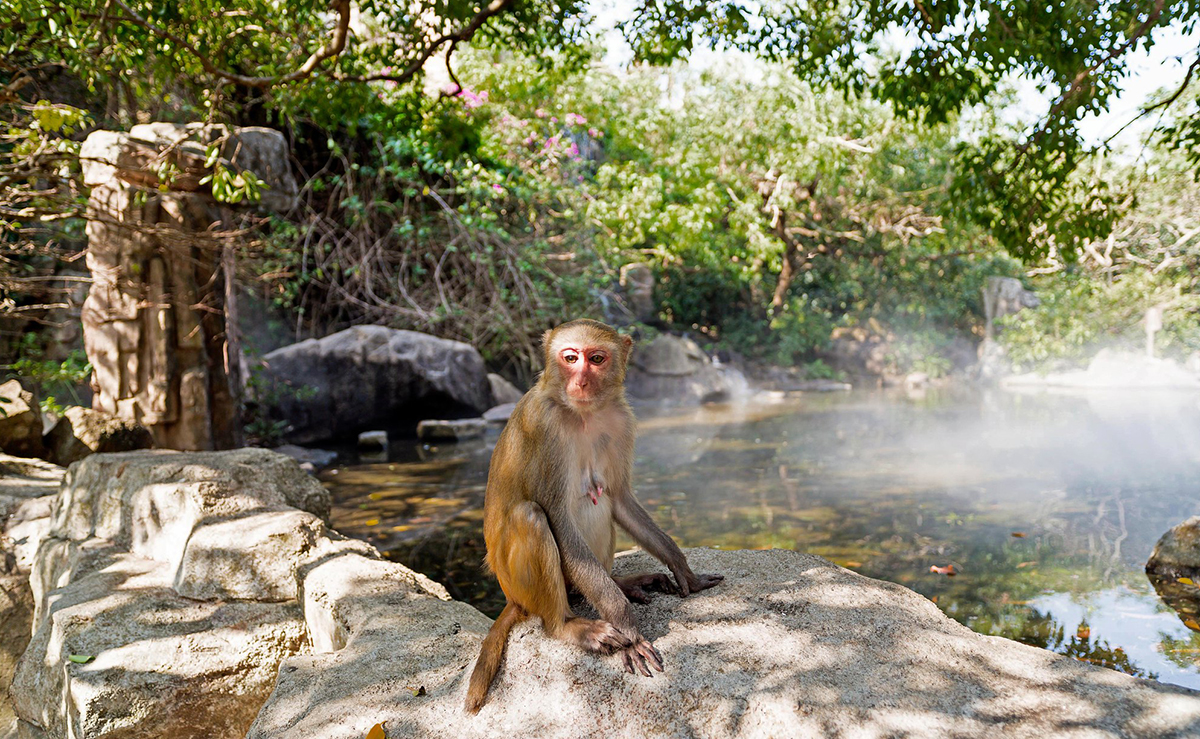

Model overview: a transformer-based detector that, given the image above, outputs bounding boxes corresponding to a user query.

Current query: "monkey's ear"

[621,334,633,350]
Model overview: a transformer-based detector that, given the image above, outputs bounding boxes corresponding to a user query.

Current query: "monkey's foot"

[614,573,676,603]
[563,617,629,653]
[621,637,664,677]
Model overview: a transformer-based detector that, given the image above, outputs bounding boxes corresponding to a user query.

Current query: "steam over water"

[323,388,1200,689]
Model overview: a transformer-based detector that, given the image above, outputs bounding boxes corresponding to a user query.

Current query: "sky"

[585,1,1200,152]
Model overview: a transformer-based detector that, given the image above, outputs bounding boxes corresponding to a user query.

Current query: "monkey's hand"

[669,566,724,597]
[621,637,664,677]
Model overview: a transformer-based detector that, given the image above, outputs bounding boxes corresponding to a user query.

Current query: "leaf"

[405,685,426,696]
[1016,561,1037,569]
[1179,577,1195,586]
[1184,619,1200,630]
[67,654,94,664]
[929,564,956,576]
[365,519,379,526]
[1076,626,1090,640]
[365,723,386,739]
[1011,532,1026,538]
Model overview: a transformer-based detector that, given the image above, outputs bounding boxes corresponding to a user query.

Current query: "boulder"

[0,455,63,522]
[42,406,154,466]
[619,262,656,322]
[0,382,44,460]
[358,430,388,451]
[487,373,524,405]
[982,276,1039,338]
[272,444,338,474]
[1146,517,1200,581]
[417,418,487,441]
[9,449,342,739]
[247,548,1200,738]
[258,326,492,444]
[625,335,745,405]
[483,402,517,424]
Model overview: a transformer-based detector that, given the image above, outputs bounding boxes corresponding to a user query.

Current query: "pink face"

[557,342,612,405]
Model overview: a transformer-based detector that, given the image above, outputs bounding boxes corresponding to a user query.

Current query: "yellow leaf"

[1184,619,1200,630]
[368,493,382,500]
[365,519,379,526]
[365,723,386,739]
[1179,577,1195,586]
[392,525,411,532]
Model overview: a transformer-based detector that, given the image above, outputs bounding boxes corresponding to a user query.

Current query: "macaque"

[465,319,723,713]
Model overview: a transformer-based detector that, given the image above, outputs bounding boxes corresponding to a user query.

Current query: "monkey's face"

[546,325,627,411]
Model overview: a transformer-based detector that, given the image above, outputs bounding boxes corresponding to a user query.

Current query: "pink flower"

[588,127,601,138]
[492,184,504,192]
[565,113,587,126]
[535,108,547,118]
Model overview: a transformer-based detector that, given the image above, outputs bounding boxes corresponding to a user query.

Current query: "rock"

[258,326,492,444]
[483,403,517,424]
[625,334,745,405]
[1146,517,1200,580]
[982,276,1039,338]
[272,444,338,474]
[12,542,307,739]
[0,571,33,736]
[42,406,154,466]
[4,496,55,573]
[0,382,44,460]
[487,373,524,405]
[0,455,63,520]
[905,371,930,389]
[417,418,487,441]
[247,548,1200,738]
[619,262,656,322]
[1003,349,1200,390]
[358,430,388,451]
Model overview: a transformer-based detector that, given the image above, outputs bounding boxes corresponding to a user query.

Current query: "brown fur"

[464,320,722,713]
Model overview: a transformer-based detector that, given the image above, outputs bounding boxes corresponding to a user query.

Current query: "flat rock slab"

[247,549,1200,738]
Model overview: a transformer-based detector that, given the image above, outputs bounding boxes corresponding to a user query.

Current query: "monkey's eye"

[562,352,579,364]
[589,354,606,365]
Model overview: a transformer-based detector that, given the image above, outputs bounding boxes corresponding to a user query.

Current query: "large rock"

[487,373,523,405]
[248,548,1200,738]
[0,455,63,521]
[42,406,154,466]
[1146,517,1200,580]
[625,334,745,405]
[982,276,1039,338]
[0,381,44,460]
[258,326,493,444]
[9,448,340,739]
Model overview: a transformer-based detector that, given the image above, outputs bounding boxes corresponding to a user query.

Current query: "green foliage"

[7,334,91,413]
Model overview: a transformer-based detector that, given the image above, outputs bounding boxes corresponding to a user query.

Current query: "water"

[321,387,1200,689]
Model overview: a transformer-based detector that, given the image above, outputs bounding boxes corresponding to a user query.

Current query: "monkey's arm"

[612,494,724,597]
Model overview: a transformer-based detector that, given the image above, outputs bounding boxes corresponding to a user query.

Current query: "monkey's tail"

[465,601,526,713]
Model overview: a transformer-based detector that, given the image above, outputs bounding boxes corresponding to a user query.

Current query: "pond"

[320,387,1200,690]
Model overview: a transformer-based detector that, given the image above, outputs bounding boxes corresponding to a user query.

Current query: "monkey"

[465,319,723,713]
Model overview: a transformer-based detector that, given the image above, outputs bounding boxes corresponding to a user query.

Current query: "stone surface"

[12,543,306,739]
[0,455,63,518]
[1146,516,1200,580]
[248,548,1200,738]
[272,444,338,473]
[42,405,154,466]
[982,276,1039,339]
[619,262,656,322]
[417,418,487,441]
[81,124,296,451]
[0,382,44,460]
[1003,349,1200,390]
[483,403,517,424]
[258,326,493,444]
[358,430,389,450]
[626,334,745,405]
[487,373,524,405]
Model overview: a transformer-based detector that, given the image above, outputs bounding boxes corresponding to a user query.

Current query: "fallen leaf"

[844,561,862,568]
[1016,561,1038,569]
[1185,619,1200,630]
[368,493,382,500]
[365,723,386,739]
[67,654,94,664]
[929,564,957,576]
[391,525,411,532]
[404,685,426,697]
[930,595,939,604]
[1179,577,1195,586]
[1076,626,1090,640]
[365,519,380,526]
[1011,532,1027,538]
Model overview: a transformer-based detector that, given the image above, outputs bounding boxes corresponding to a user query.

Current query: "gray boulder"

[1146,516,1200,580]
[272,444,338,474]
[42,406,154,466]
[487,373,524,405]
[0,382,44,460]
[417,418,487,441]
[258,326,492,444]
[483,402,517,424]
[247,548,1200,738]
[625,334,745,405]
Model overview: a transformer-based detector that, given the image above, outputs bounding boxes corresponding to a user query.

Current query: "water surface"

[322,387,1200,689]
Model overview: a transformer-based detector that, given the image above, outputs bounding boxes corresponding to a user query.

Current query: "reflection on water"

[321,387,1200,689]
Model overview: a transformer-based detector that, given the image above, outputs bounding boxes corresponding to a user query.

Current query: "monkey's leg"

[496,502,629,654]
[613,573,676,603]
